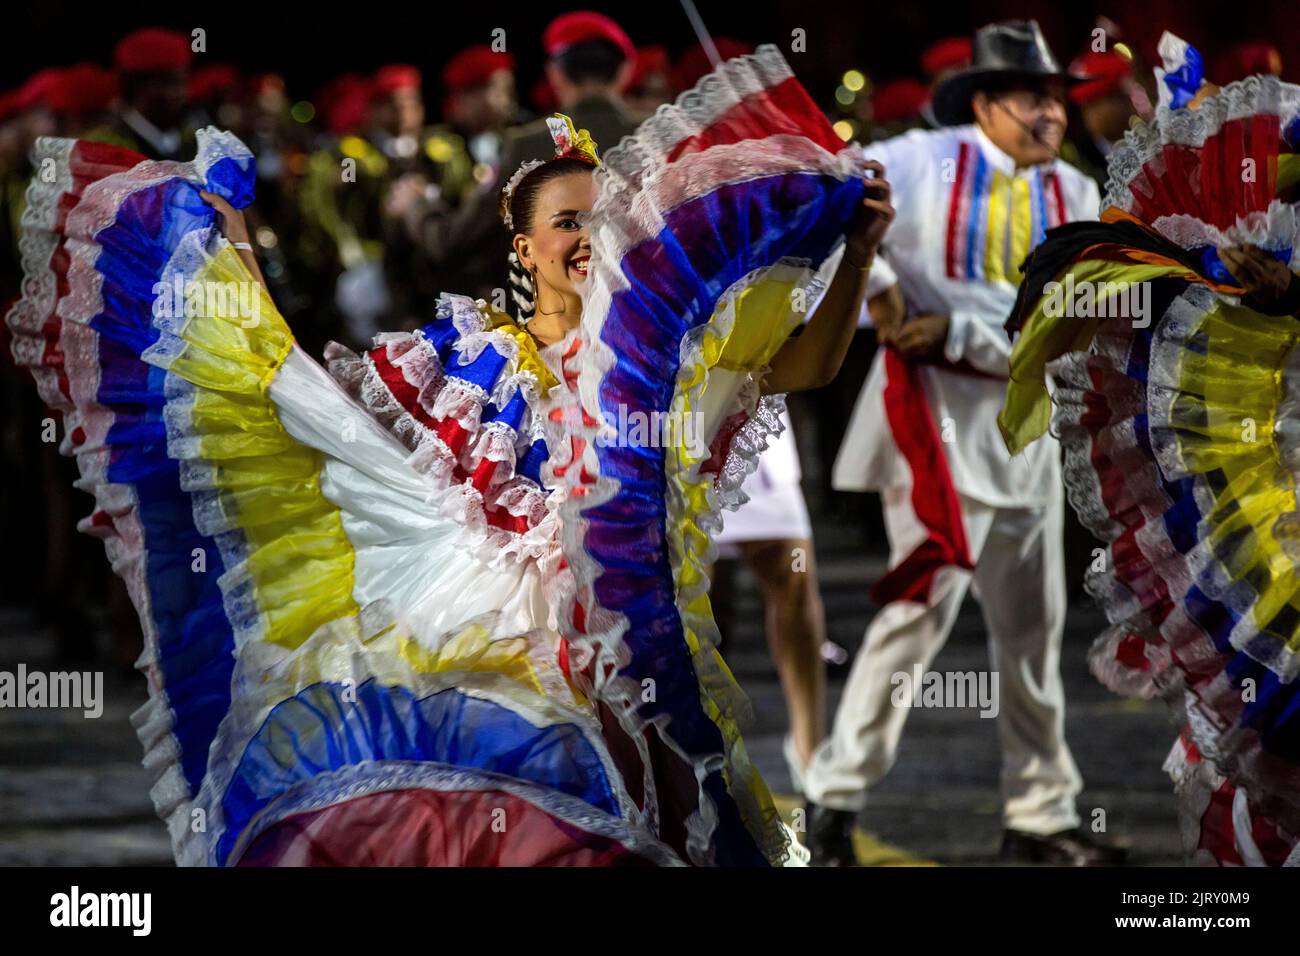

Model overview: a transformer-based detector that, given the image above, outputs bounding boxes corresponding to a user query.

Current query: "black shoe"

[1000,827,1128,866]
[805,802,857,866]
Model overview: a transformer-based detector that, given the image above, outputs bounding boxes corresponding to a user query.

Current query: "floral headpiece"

[499,113,600,230]
[545,114,600,165]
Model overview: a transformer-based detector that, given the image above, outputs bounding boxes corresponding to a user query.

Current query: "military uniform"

[405,95,638,305]
[298,124,479,344]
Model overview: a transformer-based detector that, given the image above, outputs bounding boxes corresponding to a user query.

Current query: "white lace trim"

[6,138,73,409]
[1275,342,1300,491]
[1149,200,1300,260]
[599,44,794,178]
[322,312,559,569]
[193,126,254,182]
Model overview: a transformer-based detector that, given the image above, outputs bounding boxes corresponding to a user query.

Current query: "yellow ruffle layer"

[160,242,359,650]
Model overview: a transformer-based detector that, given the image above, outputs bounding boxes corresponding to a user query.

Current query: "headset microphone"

[993,99,1059,155]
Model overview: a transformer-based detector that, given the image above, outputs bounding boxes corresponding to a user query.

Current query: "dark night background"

[6,0,1296,107]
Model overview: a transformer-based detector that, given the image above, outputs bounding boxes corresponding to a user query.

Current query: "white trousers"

[804,485,1083,835]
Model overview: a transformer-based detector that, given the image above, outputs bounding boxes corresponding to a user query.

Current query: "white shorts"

[715,409,812,555]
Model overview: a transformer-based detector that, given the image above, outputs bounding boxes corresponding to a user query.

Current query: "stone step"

[0,822,172,867]
[0,764,157,827]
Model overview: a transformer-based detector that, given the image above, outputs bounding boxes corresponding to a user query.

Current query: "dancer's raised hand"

[199,190,251,245]
[845,160,895,263]
[199,190,265,286]
[1220,245,1300,315]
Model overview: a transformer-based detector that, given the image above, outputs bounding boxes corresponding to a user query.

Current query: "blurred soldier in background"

[440,45,519,183]
[1062,49,1143,185]
[91,27,194,159]
[300,64,476,343]
[385,11,638,304]
[623,45,672,120]
[380,46,520,302]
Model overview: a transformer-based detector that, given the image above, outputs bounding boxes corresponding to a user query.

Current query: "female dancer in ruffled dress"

[1001,34,1300,865]
[8,46,892,866]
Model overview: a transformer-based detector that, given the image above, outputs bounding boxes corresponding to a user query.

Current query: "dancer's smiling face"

[511,166,595,304]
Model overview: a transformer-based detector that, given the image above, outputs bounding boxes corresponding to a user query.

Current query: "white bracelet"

[231,241,253,251]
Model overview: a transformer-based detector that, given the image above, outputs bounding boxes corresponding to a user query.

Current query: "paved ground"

[0,622,173,866]
[718,545,1183,865]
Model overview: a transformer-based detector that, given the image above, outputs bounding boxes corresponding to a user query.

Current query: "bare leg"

[739,537,827,769]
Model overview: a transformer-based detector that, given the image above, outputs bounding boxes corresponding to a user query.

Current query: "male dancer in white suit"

[803,20,1124,866]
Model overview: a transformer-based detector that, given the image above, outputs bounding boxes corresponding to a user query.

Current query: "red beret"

[188,63,240,105]
[672,38,755,93]
[871,78,930,124]
[321,76,374,135]
[628,45,670,91]
[530,75,558,113]
[543,11,635,63]
[442,46,515,93]
[920,37,972,77]
[1068,50,1132,104]
[0,91,18,124]
[1213,42,1283,82]
[63,63,119,116]
[373,64,421,96]
[14,68,78,116]
[317,74,361,111]
[113,28,193,74]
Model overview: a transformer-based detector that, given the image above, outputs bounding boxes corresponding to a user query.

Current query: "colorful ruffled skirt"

[1001,72,1300,864]
[7,46,866,866]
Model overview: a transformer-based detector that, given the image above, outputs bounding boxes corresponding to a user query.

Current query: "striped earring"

[507,251,535,325]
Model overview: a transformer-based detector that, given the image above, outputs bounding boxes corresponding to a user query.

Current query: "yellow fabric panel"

[252,614,578,729]
[1170,300,1300,646]
[1277,154,1300,195]
[1000,260,1184,455]
[1007,175,1033,284]
[173,244,360,649]
[710,275,803,371]
[394,627,544,695]
[983,170,1010,283]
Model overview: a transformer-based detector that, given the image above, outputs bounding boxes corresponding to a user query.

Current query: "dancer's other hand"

[199,190,251,246]
[1220,245,1300,315]
[199,190,266,287]
[893,313,949,359]
[869,283,907,346]
[384,173,429,219]
[845,160,894,264]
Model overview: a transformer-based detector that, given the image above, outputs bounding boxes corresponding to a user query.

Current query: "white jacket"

[833,124,1100,507]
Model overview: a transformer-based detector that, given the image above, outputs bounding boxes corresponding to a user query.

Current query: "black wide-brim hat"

[931,19,1086,126]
